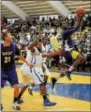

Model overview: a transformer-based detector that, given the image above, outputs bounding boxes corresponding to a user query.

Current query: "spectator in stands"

[50,29,61,68]
[1,14,90,72]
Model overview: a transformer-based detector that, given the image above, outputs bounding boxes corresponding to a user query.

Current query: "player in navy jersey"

[1,31,33,110]
[61,13,86,79]
[51,13,86,88]
[61,16,83,48]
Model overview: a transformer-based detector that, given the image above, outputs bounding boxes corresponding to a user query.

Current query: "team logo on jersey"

[2,51,13,56]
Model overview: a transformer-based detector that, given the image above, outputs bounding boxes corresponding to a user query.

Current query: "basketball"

[76,7,86,17]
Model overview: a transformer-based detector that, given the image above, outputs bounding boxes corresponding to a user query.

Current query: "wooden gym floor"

[1,68,91,111]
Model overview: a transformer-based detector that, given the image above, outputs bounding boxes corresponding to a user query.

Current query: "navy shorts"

[1,69,19,88]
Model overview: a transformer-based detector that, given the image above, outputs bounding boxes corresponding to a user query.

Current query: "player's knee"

[12,84,19,90]
[81,56,86,64]
[40,83,45,88]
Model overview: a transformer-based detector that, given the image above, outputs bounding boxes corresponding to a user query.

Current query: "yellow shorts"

[71,50,79,60]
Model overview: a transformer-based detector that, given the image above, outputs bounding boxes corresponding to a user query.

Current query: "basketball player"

[51,11,86,88]
[28,38,53,94]
[17,34,61,106]
[1,31,33,110]
[40,37,52,85]
[51,48,86,88]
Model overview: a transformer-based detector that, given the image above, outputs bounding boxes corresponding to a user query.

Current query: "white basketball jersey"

[21,46,50,77]
[22,47,43,68]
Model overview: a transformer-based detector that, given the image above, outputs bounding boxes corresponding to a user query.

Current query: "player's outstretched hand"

[76,7,86,21]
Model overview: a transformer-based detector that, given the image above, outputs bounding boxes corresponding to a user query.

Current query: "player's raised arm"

[16,31,42,68]
[28,31,43,49]
[63,7,86,36]
[74,7,86,31]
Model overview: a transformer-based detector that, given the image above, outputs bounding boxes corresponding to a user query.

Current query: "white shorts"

[20,65,44,85]
[42,63,50,76]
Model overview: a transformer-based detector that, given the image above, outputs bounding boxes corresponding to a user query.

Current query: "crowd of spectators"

[1,14,91,72]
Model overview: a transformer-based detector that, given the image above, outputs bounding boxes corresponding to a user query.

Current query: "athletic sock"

[68,66,74,72]
[67,70,72,74]
[17,94,22,100]
[43,94,47,101]
[13,97,18,102]
[44,80,47,85]
[17,85,28,100]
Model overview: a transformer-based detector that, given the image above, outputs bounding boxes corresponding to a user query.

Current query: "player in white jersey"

[17,34,61,106]
[36,37,54,85]
[40,38,51,85]
[28,39,53,94]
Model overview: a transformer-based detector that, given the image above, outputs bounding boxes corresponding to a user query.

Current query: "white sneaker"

[12,102,20,110]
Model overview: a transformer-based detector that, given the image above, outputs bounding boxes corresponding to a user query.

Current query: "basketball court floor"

[2,67,91,111]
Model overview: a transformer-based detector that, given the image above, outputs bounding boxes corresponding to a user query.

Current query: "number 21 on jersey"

[4,57,11,63]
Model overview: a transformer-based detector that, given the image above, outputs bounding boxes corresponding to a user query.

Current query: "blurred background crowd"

[1,15,91,72]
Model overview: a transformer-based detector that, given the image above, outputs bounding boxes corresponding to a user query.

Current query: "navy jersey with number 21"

[1,42,20,71]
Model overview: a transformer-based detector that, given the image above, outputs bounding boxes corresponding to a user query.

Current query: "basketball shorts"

[20,66,44,85]
[1,69,19,88]
[71,50,79,60]
[42,63,50,76]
